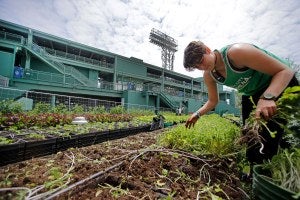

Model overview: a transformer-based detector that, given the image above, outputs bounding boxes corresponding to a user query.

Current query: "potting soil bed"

[0,128,248,199]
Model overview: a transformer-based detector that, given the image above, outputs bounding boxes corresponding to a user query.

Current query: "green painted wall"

[215,101,240,116]
[148,96,156,107]
[186,98,203,114]
[88,69,98,81]
[123,90,145,105]
[74,66,89,77]
[122,90,156,108]
[0,50,14,77]
[116,58,146,76]
[30,58,58,73]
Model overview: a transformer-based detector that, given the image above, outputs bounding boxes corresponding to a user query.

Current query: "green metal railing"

[159,92,178,110]
[28,42,92,86]
[0,31,24,44]
[44,47,114,69]
[23,69,79,85]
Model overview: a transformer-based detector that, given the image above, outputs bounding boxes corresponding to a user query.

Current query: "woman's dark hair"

[183,41,206,71]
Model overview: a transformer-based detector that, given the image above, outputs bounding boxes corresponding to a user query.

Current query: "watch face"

[264,93,275,99]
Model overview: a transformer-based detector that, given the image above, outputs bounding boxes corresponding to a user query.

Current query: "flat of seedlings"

[0,128,249,200]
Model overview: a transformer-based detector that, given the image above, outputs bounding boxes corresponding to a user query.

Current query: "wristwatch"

[260,93,277,100]
[194,111,201,119]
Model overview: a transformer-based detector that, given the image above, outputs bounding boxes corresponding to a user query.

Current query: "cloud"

[53,0,78,20]
[0,0,299,78]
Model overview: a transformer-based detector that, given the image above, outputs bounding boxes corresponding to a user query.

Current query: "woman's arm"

[185,71,219,128]
[228,43,295,119]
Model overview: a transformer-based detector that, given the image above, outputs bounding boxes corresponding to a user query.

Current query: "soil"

[0,128,250,200]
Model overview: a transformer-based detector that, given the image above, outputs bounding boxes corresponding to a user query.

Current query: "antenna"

[149,28,178,71]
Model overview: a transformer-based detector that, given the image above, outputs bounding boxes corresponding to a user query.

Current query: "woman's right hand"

[185,113,199,129]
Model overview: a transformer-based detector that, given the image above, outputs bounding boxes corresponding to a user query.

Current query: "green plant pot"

[253,165,299,200]
[164,122,173,127]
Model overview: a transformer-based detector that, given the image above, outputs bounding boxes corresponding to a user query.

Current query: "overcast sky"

[0,0,299,78]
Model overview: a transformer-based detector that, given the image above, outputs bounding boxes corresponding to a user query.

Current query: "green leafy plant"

[161,191,177,200]
[0,136,14,145]
[99,182,129,199]
[0,100,23,114]
[32,102,51,114]
[276,86,300,146]
[158,114,241,156]
[198,184,230,200]
[0,173,13,187]
[109,105,125,114]
[44,167,71,189]
[26,133,45,140]
[0,100,20,114]
[88,105,106,114]
[127,108,154,116]
[71,104,85,114]
[52,103,69,114]
[240,86,300,150]
[263,148,300,195]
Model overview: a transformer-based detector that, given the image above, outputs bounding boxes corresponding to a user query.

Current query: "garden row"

[0,110,186,166]
[0,114,249,199]
[0,124,151,166]
[0,112,299,199]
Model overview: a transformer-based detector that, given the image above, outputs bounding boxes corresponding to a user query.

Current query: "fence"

[0,75,9,87]
[0,87,172,113]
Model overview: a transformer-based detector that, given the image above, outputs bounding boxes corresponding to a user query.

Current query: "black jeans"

[241,76,299,165]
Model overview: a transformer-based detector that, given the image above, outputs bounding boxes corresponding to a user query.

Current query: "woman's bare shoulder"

[227,43,262,66]
[228,43,255,54]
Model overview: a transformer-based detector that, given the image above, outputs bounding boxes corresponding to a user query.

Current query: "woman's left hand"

[255,99,277,120]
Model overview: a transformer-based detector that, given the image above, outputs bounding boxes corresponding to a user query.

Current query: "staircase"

[25,43,91,86]
[159,92,178,111]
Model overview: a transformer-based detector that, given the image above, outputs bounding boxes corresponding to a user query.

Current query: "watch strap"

[260,93,277,100]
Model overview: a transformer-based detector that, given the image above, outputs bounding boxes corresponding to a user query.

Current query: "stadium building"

[0,19,240,115]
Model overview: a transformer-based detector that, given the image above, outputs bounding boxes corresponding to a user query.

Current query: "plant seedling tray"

[0,125,151,166]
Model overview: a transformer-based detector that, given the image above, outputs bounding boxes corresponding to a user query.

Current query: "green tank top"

[215,44,291,96]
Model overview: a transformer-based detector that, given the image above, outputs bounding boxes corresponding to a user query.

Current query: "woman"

[183,41,298,167]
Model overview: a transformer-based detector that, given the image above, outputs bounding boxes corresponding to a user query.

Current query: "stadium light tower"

[149,28,178,71]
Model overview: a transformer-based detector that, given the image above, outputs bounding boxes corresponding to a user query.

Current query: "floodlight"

[149,28,178,71]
